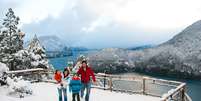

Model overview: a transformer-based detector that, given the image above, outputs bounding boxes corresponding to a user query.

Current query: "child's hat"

[67,61,73,66]
[72,71,77,76]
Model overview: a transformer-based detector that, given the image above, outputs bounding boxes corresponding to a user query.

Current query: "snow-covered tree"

[0,8,25,70]
[14,35,53,70]
[14,49,31,70]
[0,8,52,71]
[27,34,53,69]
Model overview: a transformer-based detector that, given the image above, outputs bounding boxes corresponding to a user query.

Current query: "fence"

[94,73,192,101]
[6,68,192,101]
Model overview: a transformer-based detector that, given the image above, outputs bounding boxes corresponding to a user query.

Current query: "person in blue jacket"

[69,73,82,101]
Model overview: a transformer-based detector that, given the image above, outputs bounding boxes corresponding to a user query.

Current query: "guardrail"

[94,73,192,101]
[6,68,51,82]
[6,68,192,101]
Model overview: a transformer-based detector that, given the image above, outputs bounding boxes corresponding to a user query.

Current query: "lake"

[49,56,201,101]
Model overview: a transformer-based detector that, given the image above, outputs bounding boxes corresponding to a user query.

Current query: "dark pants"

[72,93,80,101]
[81,83,91,101]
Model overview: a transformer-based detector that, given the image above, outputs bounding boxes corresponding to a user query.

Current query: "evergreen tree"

[0,8,24,70]
[0,8,52,71]
[27,34,52,69]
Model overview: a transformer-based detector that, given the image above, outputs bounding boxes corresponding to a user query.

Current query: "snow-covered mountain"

[87,48,135,73]
[38,35,66,52]
[25,35,90,58]
[38,36,89,52]
[88,20,201,78]
[25,35,66,52]
[25,35,71,58]
[127,45,154,50]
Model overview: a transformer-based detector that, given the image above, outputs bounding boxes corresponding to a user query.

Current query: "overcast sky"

[1,0,201,49]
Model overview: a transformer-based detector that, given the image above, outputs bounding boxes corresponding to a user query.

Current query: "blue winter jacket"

[69,77,82,93]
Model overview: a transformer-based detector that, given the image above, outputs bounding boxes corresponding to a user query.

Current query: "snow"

[0,62,9,84]
[6,68,44,74]
[6,77,32,97]
[162,89,175,98]
[0,82,161,101]
[0,62,9,76]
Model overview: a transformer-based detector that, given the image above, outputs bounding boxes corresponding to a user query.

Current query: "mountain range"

[88,20,201,78]
[25,35,88,58]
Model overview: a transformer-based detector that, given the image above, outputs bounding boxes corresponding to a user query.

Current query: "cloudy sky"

[1,0,201,49]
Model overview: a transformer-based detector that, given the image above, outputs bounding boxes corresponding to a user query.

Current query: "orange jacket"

[54,73,62,83]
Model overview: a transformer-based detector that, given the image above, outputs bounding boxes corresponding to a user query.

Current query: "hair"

[63,68,70,78]
[82,60,87,64]
[55,70,59,74]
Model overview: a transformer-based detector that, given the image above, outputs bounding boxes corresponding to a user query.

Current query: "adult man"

[77,61,96,101]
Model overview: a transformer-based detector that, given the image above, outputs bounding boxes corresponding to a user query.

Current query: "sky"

[0,0,201,49]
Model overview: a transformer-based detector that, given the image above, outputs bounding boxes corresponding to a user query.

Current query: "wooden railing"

[6,69,192,101]
[94,73,192,101]
[6,68,51,82]
[6,68,46,74]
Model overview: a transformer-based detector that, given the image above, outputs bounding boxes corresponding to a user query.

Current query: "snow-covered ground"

[0,82,161,101]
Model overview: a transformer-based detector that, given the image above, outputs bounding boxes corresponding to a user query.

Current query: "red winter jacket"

[77,66,96,84]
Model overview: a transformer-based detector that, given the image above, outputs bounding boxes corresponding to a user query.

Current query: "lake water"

[49,56,201,101]
[49,51,89,70]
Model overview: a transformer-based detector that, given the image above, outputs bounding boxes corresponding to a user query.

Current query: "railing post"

[142,77,146,95]
[104,75,106,90]
[103,71,106,90]
[181,85,186,101]
[109,76,113,92]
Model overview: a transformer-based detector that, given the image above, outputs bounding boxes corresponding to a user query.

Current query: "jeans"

[72,93,80,101]
[81,83,91,101]
[58,87,67,101]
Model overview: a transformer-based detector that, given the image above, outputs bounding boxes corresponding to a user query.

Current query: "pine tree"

[27,34,52,69]
[0,8,52,71]
[0,8,24,70]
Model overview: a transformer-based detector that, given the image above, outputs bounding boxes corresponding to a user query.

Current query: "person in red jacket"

[77,60,96,101]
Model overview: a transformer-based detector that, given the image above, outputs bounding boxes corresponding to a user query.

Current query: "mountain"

[127,45,154,51]
[88,20,201,78]
[38,35,66,52]
[69,47,88,51]
[25,35,89,58]
[24,35,66,52]
[87,48,134,73]
[25,35,70,58]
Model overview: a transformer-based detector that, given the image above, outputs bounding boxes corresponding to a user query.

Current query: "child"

[63,67,70,85]
[69,72,82,101]
[54,70,68,101]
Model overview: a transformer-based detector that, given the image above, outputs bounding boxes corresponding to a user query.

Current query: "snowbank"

[6,77,32,98]
[0,62,9,85]
[0,62,9,76]
[0,82,161,101]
